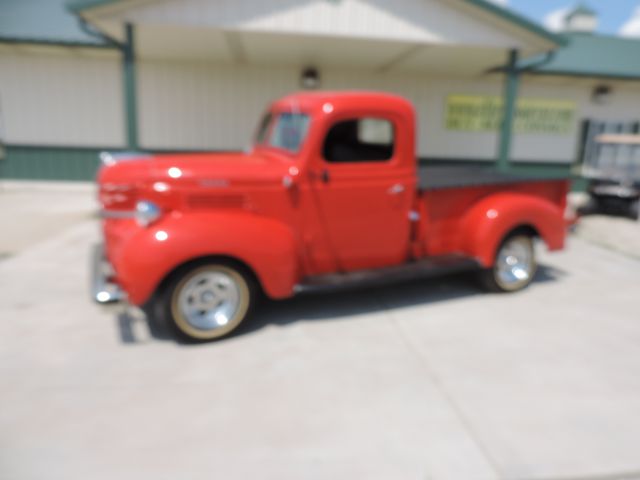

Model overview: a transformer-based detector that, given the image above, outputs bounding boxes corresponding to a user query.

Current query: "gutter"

[0,35,115,50]
[516,50,557,73]
[77,18,124,49]
[486,49,557,75]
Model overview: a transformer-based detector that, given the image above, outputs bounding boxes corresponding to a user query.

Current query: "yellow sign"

[445,95,576,134]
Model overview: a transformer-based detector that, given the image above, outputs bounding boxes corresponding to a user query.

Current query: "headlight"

[135,200,161,227]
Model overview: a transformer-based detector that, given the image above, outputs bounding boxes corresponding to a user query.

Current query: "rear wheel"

[478,234,537,293]
[165,262,255,341]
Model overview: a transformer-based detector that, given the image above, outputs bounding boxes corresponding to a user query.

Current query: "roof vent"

[564,3,598,33]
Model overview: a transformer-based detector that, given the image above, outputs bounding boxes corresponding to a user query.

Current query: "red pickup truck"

[93,91,569,341]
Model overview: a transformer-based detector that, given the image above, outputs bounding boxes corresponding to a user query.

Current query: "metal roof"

[0,0,108,46]
[523,33,640,80]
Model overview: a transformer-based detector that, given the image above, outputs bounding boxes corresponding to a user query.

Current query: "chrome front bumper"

[91,244,125,304]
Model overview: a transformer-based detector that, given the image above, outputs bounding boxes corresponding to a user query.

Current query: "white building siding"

[136,61,640,161]
[138,61,300,150]
[138,60,503,157]
[513,80,640,162]
[579,87,640,123]
[511,81,583,163]
[0,48,124,147]
[12,50,630,163]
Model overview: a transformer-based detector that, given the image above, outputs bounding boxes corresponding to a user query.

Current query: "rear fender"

[113,211,298,305]
[459,193,566,267]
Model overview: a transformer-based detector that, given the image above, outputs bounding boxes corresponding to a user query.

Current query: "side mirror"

[282,166,301,190]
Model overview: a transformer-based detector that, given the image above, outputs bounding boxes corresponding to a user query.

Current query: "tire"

[628,199,640,220]
[164,262,255,341]
[580,195,600,215]
[478,234,537,293]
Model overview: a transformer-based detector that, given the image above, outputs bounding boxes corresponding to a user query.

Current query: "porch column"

[497,49,520,171]
[123,23,138,150]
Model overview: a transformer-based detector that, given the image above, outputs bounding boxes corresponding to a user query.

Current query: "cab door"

[309,115,415,272]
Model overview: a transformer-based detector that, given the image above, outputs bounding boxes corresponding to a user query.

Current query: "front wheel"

[165,262,255,341]
[478,234,537,293]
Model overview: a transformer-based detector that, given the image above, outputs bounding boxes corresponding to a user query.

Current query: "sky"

[487,0,640,36]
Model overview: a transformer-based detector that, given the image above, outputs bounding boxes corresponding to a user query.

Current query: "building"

[0,0,639,183]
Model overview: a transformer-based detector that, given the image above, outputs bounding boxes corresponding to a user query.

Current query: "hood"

[97,150,293,187]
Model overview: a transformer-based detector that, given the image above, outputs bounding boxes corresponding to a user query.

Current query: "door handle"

[388,183,405,195]
[311,170,331,183]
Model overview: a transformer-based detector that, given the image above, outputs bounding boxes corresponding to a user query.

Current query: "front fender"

[113,211,299,305]
[458,192,566,268]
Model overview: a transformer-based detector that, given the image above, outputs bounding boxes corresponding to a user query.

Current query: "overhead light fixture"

[592,85,612,105]
[301,67,320,90]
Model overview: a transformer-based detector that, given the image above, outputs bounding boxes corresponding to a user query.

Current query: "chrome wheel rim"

[177,270,242,331]
[496,237,534,289]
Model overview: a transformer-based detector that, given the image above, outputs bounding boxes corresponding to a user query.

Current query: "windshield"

[256,112,311,154]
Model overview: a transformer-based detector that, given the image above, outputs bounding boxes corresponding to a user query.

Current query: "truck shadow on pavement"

[114,264,566,345]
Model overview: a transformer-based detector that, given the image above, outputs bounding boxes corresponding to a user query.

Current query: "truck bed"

[419,164,567,191]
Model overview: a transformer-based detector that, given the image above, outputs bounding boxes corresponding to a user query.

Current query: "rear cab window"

[323,117,395,163]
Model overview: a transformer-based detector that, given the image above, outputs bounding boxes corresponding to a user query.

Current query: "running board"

[294,255,481,294]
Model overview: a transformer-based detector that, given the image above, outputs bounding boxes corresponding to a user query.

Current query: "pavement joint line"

[574,233,640,262]
[512,470,640,480]
[374,293,504,480]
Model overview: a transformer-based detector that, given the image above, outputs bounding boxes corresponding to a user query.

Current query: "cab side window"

[323,118,395,163]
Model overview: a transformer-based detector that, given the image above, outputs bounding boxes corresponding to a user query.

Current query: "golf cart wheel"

[628,199,640,220]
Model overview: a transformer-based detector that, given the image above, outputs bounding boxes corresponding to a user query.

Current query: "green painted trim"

[498,49,521,172]
[0,145,111,181]
[123,23,138,150]
[420,157,576,165]
[0,145,586,191]
[462,0,567,46]
[0,35,113,49]
[1,143,122,151]
[520,33,640,80]
[524,70,640,82]
[67,0,118,12]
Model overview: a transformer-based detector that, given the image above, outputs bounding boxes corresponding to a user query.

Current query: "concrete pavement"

[0,181,95,257]
[1,185,640,480]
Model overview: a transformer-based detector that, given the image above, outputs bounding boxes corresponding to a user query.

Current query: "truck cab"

[258,92,417,273]
[94,91,569,341]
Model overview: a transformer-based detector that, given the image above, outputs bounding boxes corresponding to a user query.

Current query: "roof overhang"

[67,0,565,75]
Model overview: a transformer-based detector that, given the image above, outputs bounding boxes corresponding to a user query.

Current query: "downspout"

[497,49,520,172]
[77,18,139,150]
[122,24,138,150]
[497,50,556,172]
